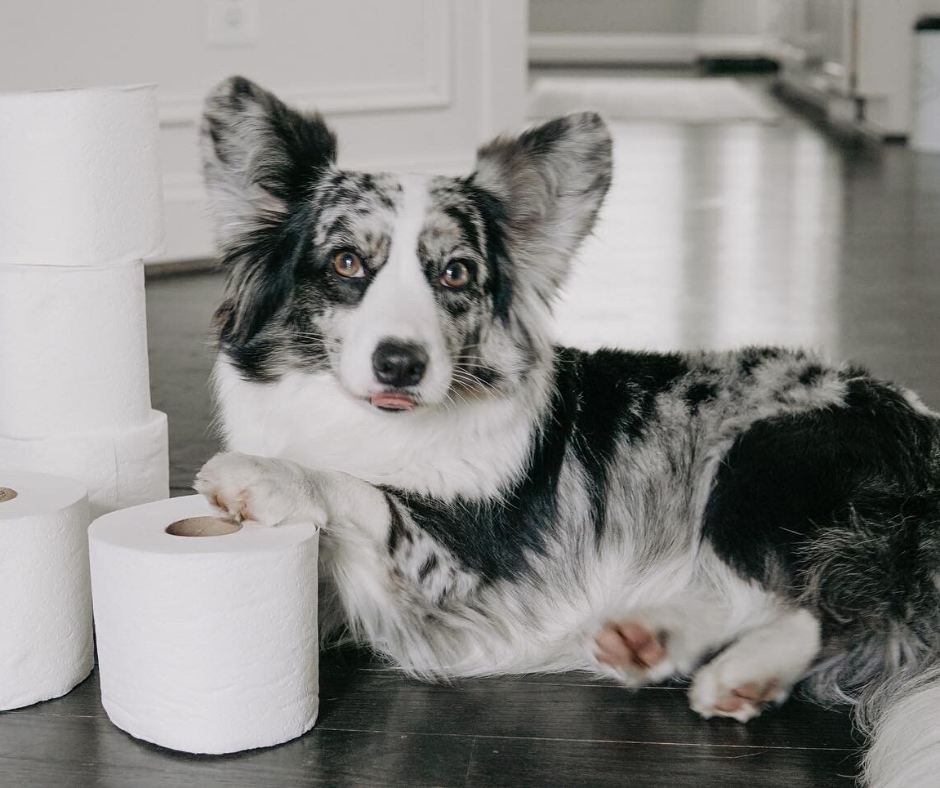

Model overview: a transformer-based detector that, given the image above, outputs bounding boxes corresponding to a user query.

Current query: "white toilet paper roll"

[0,85,164,267]
[0,469,93,710]
[0,263,153,438]
[0,409,169,518]
[89,495,319,754]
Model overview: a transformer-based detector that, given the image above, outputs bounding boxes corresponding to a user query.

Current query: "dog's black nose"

[372,340,428,387]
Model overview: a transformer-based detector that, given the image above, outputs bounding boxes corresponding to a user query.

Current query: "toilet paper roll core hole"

[166,516,241,537]
[0,487,18,503]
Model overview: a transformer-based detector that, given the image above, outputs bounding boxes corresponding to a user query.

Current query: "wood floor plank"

[0,670,474,787]
[0,729,475,788]
[0,638,860,787]
[465,738,859,788]
[312,649,859,754]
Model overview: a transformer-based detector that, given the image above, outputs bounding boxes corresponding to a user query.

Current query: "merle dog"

[196,76,940,787]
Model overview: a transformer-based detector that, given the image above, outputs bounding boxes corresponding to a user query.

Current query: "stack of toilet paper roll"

[0,85,169,517]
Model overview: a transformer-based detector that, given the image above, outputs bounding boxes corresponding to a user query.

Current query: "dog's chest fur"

[214,358,544,501]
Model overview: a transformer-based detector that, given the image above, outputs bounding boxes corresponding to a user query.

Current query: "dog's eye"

[440,260,473,289]
[332,250,364,279]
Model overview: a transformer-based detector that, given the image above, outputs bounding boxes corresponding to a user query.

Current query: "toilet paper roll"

[0,410,169,518]
[0,85,164,267]
[0,262,153,438]
[89,495,319,754]
[0,469,93,710]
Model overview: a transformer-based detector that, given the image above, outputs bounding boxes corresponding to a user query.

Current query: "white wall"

[530,0,697,34]
[0,0,527,262]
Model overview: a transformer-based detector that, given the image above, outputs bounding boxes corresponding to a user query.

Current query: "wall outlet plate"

[207,0,260,47]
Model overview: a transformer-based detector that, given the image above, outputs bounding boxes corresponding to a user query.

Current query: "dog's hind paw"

[689,667,789,723]
[688,608,819,723]
[590,617,679,686]
[195,451,324,528]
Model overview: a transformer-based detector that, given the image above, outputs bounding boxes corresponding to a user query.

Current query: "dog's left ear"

[472,112,612,302]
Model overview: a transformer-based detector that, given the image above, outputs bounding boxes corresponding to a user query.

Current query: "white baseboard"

[529,32,778,66]
[695,34,779,58]
[775,70,904,141]
[530,33,698,65]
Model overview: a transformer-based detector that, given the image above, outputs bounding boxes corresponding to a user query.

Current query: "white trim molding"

[530,33,700,65]
[529,32,779,66]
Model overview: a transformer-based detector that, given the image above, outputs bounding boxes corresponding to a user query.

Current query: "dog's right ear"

[202,77,337,349]
[200,75,337,249]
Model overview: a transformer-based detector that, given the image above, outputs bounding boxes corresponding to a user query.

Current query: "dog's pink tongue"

[371,392,417,411]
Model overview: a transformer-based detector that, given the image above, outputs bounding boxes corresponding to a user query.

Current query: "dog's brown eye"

[441,260,473,289]
[333,250,364,279]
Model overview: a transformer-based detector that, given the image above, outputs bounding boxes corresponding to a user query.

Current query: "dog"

[194,76,940,787]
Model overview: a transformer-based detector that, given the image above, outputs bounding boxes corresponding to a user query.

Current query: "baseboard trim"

[530,33,697,66]
[145,258,218,277]
[772,78,890,144]
[529,33,777,66]
[698,56,780,75]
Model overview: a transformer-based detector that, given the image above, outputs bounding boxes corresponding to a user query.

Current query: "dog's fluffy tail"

[794,490,940,787]
[859,663,940,788]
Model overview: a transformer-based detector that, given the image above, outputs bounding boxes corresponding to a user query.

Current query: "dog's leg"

[195,451,480,670]
[194,451,420,609]
[198,451,325,526]
[688,607,821,722]
[589,601,732,686]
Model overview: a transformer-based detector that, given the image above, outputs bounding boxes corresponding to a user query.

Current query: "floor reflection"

[554,117,845,356]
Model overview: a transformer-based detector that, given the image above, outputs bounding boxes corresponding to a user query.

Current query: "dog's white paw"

[689,651,791,723]
[589,603,727,687]
[195,452,324,528]
[688,608,818,723]
[590,617,679,687]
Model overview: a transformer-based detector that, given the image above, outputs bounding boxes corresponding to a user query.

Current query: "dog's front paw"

[195,452,325,528]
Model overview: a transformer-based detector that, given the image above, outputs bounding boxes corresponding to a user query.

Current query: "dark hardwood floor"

[1,650,860,787]
[5,79,940,787]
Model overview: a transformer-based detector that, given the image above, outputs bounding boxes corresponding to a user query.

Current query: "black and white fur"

[195,76,940,787]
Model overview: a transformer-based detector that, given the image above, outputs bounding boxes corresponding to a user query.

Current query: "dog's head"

[201,76,611,412]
